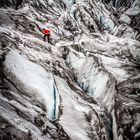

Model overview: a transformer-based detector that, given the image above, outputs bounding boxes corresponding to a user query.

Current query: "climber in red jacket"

[42,28,50,43]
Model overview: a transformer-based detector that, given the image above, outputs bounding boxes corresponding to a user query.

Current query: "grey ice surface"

[0,0,140,140]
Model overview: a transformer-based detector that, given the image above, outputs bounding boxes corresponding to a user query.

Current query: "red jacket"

[42,29,50,35]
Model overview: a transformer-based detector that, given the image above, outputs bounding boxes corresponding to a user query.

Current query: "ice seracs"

[3,50,60,121]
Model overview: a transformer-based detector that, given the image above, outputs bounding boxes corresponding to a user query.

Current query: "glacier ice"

[0,0,140,140]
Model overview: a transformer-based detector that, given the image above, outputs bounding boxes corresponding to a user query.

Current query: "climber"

[42,28,50,43]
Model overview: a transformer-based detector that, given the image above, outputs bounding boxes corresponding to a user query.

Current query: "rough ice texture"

[3,51,59,121]
[0,0,140,140]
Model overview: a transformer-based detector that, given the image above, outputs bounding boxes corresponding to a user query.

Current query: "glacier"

[0,0,140,140]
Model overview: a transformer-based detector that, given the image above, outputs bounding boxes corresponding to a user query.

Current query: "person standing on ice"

[42,28,51,43]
